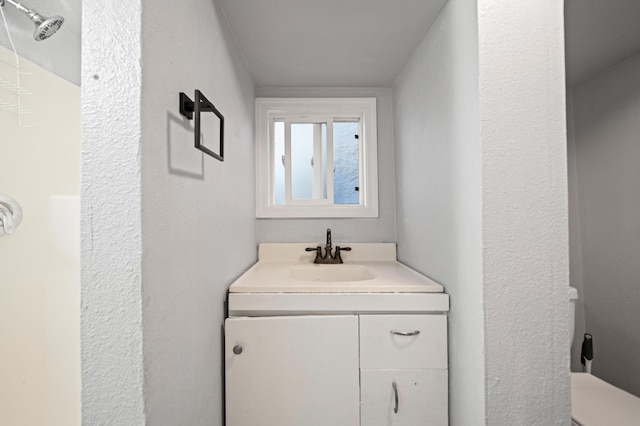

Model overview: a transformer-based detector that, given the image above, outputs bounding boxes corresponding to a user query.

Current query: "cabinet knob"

[233,345,243,355]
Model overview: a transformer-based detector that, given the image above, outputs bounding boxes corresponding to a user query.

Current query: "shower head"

[29,11,64,41]
[0,0,64,41]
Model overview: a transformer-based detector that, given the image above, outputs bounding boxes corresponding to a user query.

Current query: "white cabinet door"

[225,315,360,426]
[360,370,448,426]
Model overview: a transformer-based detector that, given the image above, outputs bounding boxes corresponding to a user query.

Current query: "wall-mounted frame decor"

[179,90,224,161]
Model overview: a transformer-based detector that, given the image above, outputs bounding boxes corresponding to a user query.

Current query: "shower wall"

[0,46,80,425]
[570,50,640,397]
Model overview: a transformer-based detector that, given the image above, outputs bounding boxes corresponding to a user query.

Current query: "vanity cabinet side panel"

[225,315,360,426]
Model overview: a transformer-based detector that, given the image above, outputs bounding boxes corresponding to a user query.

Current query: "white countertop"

[227,243,448,316]
[229,260,444,293]
[228,243,444,294]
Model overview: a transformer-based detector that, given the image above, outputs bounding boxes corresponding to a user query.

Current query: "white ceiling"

[2,1,639,89]
[565,0,640,85]
[217,0,448,87]
[218,0,640,88]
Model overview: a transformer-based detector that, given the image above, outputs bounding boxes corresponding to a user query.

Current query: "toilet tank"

[569,286,578,346]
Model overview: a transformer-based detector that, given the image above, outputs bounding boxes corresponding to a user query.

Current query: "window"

[256,98,378,218]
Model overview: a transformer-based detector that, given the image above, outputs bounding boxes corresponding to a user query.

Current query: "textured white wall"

[479,1,570,424]
[0,46,80,426]
[82,0,256,424]
[256,87,396,244]
[140,1,256,424]
[396,1,569,423]
[393,0,484,424]
[571,51,640,397]
[81,1,145,424]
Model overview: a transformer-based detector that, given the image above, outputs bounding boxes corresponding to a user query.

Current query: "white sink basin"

[289,265,375,282]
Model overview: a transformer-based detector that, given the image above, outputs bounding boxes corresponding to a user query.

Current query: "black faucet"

[325,228,332,258]
[305,228,351,264]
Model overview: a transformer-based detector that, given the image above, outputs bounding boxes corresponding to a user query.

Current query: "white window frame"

[256,98,378,218]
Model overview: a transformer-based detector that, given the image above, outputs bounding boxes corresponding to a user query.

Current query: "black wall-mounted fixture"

[179,90,224,161]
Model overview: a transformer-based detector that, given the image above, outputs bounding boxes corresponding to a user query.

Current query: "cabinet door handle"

[390,330,420,336]
[392,381,399,414]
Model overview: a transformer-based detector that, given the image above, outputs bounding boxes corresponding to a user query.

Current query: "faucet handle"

[334,246,351,263]
[305,246,323,263]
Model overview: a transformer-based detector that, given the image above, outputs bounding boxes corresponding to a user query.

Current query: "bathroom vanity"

[225,243,449,426]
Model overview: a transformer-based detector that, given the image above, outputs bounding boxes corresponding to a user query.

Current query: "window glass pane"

[291,123,314,199]
[291,122,327,200]
[273,121,284,205]
[333,121,359,204]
